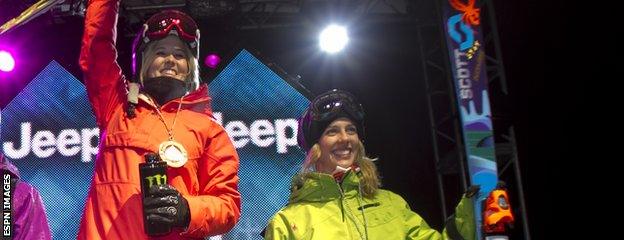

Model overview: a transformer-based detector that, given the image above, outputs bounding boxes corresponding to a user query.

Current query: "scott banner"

[1,49,309,239]
[442,0,499,238]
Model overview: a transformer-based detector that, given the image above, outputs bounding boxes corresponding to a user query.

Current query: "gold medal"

[149,95,188,168]
[158,140,188,168]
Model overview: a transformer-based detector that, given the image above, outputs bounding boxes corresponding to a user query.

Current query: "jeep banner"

[1,49,309,239]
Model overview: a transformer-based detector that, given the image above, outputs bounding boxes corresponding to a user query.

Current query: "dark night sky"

[1,0,569,238]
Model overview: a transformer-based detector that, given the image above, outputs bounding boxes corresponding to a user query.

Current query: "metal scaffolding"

[418,0,531,238]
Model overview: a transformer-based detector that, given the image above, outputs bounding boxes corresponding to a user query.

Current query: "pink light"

[204,53,221,69]
[0,50,15,72]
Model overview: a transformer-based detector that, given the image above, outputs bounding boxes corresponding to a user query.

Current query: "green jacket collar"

[288,170,361,203]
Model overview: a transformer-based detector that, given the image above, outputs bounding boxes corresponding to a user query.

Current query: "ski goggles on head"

[310,90,365,122]
[143,10,199,44]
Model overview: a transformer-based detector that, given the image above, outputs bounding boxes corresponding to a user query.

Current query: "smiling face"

[315,117,360,174]
[145,35,190,81]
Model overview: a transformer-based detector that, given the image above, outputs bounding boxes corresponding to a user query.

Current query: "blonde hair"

[301,140,381,198]
[139,39,200,90]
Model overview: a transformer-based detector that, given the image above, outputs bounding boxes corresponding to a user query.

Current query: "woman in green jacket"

[264,89,477,240]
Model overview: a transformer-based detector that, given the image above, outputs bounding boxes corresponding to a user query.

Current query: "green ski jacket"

[265,171,475,240]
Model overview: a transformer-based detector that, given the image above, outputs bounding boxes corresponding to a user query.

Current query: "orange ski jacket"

[77,0,241,239]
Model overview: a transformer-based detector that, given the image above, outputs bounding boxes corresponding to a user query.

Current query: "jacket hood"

[288,170,361,203]
[0,154,20,178]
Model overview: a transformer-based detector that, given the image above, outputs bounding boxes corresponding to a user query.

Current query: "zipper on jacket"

[335,175,367,240]
[336,181,346,222]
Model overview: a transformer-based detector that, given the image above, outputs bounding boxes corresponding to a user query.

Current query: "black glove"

[464,185,481,198]
[143,185,190,228]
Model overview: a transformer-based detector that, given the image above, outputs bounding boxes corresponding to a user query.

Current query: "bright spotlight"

[319,24,349,54]
[0,50,15,72]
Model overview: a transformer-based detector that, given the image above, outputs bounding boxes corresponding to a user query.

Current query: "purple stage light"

[0,50,15,72]
[204,53,221,69]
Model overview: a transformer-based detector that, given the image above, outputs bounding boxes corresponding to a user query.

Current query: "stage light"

[0,50,15,72]
[319,24,349,54]
[204,53,221,69]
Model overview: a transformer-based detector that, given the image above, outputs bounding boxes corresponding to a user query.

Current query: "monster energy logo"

[145,174,167,188]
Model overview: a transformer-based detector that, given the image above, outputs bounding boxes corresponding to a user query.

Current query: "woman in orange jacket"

[77,0,241,239]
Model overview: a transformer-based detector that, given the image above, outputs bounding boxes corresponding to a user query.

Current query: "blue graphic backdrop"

[1,60,97,240]
[210,49,308,239]
[0,50,309,239]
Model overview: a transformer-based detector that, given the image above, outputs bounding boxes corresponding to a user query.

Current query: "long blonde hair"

[301,140,381,198]
[139,39,200,90]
